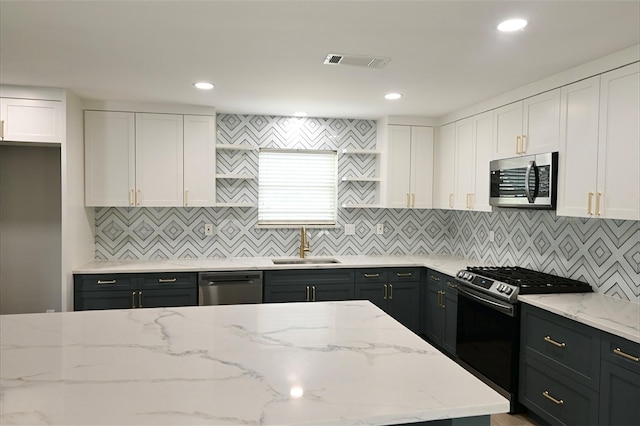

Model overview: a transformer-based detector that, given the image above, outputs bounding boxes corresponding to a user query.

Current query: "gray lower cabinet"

[354,268,421,333]
[520,303,640,425]
[263,269,355,303]
[423,269,457,355]
[74,272,198,310]
[599,334,640,425]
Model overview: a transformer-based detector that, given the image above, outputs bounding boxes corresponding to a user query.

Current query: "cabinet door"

[442,284,458,356]
[599,361,640,425]
[424,283,444,345]
[493,101,523,159]
[184,115,216,207]
[597,63,640,220]
[454,117,474,210]
[522,89,561,155]
[557,77,601,218]
[355,283,387,311]
[135,113,184,207]
[0,98,62,144]
[84,111,136,206]
[472,111,493,212]
[410,126,434,208]
[138,288,198,308]
[387,281,420,333]
[386,125,412,208]
[433,123,455,209]
[314,283,355,301]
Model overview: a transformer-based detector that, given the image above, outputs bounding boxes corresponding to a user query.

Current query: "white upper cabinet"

[385,125,434,209]
[453,111,493,211]
[493,89,561,159]
[0,98,63,144]
[433,123,455,209]
[135,113,184,207]
[184,115,216,207]
[85,111,135,207]
[85,110,216,207]
[557,63,639,220]
[596,63,639,220]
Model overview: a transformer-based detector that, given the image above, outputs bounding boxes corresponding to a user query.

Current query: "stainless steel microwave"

[489,152,558,209]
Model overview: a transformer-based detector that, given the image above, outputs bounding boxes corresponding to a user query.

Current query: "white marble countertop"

[0,301,508,425]
[519,293,640,344]
[74,254,474,278]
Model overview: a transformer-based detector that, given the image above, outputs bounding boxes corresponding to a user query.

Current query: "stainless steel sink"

[272,257,341,265]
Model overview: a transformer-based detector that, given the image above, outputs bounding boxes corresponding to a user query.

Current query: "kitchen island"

[1,300,508,425]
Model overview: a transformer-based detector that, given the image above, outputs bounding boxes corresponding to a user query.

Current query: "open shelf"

[341,149,381,155]
[341,203,384,209]
[216,173,257,180]
[216,202,257,208]
[216,144,258,151]
[341,176,382,182]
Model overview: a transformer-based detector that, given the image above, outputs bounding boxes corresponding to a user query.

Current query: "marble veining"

[1,301,508,425]
[519,293,640,343]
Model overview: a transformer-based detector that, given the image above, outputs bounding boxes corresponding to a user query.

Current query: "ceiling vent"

[323,53,390,69]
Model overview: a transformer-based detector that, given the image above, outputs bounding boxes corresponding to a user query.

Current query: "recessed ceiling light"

[193,82,214,90]
[293,111,308,117]
[384,93,403,100]
[497,19,528,32]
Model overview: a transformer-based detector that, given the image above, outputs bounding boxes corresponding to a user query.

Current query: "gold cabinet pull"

[138,291,143,308]
[595,192,602,216]
[470,193,474,209]
[522,135,527,154]
[449,193,454,208]
[613,347,640,362]
[516,136,522,154]
[542,390,564,405]
[158,278,177,283]
[446,281,458,288]
[430,275,440,282]
[131,292,136,308]
[364,273,380,278]
[411,193,415,208]
[136,189,141,206]
[396,272,413,278]
[383,284,388,300]
[311,285,316,302]
[129,189,134,206]
[587,192,594,215]
[0,119,4,139]
[406,193,410,208]
[305,285,310,302]
[185,190,189,206]
[388,284,393,300]
[97,280,116,285]
[544,335,566,348]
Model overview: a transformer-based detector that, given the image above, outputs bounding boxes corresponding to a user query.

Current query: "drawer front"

[520,355,599,426]
[264,269,355,286]
[354,269,388,283]
[426,269,444,287]
[601,333,640,374]
[521,304,600,388]
[75,274,137,292]
[138,272,197,290]
[77,290,138,310]
[388,268,421,282]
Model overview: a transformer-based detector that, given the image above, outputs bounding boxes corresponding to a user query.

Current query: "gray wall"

[93,114,640,303]
[1,145,62,314]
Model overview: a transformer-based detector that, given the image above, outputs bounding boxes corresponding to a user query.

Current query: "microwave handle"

[525,160,539,203]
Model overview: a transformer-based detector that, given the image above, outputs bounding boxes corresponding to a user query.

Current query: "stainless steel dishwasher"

[198,271,263,305]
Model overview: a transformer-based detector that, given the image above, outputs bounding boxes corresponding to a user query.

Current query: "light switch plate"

[344,224,355,235]
[204,224,214,236]
[376,223,384,235]
[489,230,495,242]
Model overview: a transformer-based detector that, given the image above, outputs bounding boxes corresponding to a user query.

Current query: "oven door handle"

[458,285,515,317]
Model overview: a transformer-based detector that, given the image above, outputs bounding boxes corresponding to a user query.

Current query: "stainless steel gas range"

[454,266,593,412]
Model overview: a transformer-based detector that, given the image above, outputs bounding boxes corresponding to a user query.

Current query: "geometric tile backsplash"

[94,114,640,303]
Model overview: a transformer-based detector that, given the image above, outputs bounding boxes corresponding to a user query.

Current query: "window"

[258,149,337,225]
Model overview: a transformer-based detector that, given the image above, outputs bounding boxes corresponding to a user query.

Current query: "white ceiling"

[1,0,639,120]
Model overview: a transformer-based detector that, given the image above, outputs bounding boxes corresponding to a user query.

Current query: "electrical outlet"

[376,223,384,235]
[489,230,495,242]
[344,224,355,235]
[204,224,214,236]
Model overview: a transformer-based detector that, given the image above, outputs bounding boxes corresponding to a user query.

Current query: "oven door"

[456,285,520,408]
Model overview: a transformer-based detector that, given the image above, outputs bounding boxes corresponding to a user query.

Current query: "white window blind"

[259,149,337,225]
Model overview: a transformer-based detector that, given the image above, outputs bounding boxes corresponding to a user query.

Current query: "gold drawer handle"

[97,280,116,285]
[544,336,566,348]
[430,275,440,281]
[446,282,457,288]
[542,390,564,405]
[158,278,177,283]
[613,347,640,362]
[363,273,380,278]
[396,272,412,277]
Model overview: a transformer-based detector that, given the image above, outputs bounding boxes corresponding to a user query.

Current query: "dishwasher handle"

[205,279,256,286]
